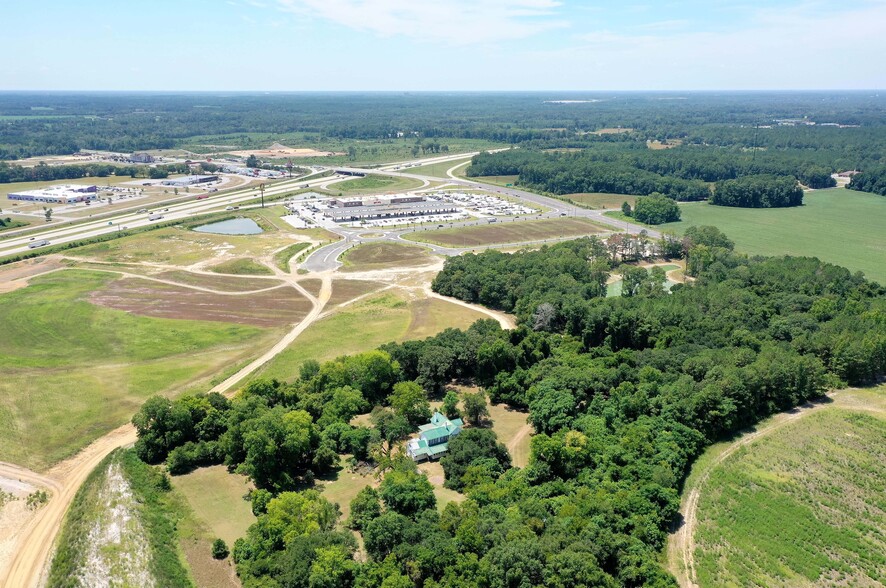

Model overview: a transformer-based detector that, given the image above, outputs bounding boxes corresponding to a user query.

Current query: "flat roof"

[325,202,457,219]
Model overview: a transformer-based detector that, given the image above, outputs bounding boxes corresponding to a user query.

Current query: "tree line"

[847,166,886,196]
[129,227,886,587]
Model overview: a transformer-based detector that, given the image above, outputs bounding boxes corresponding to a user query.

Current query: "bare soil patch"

[0,256,66,292]
[89,278,311,327]
[155,271,283,292]
[181,539,241,588]
[328,279,386,307]
[227,143,343,159]
[298,278,324,299]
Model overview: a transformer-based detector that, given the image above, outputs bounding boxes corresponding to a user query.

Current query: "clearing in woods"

[0,269,274,470]
[673,387,886,588]
[406,217,612,247]
[171,465,256,547]
[664,188,886,284]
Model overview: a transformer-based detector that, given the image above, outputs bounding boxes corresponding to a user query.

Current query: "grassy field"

[171,465,255,547]
[406,217,613,247]
[404,158,472,179]
[471,175,519,187]
[208,257,274,276]
[663,188,886,284]
[71,225,297,267]
[318,456,377,521]
[327,279,386,306]
[0,217,29,232]
[693,388,886,587]
[274,242,310,272]
[156,270,281,292]
[254,291,486,383]
[335,175,425,195]
[0,270,274,470]
[488,404,531,468]
[341,242,438,272]
[563,193,637,210]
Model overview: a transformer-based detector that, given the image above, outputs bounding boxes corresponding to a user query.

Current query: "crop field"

[404,157,472,179]
[0,270,275,470]
[693,390,886,587]
[335,175,425,195]
[341,242,439,272]
[171,465,256,547]
[89,277,310,327]
[207,257,274,276]
[563,193,637,210]
[70,225,297,266]
[406,217,613,247]
[664,188,886,284]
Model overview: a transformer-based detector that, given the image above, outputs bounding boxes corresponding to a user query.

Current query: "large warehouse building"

[7,184,98,204]
[161,175,219,187]
[324,201,458,222]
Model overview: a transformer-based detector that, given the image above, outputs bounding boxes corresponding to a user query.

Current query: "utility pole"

[259,183,265,208]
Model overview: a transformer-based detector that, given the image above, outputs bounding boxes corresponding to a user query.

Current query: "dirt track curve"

[0,264,330,588]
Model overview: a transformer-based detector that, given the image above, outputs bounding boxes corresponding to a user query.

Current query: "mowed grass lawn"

[335,175,425,195]
[405,158,472,179]
[694,387,886,587]
[664,188,886,284]
[406,217,613,247]
[171,465,256,546]
[0,270,272,470]
[564,193,637,210]
[253,291,487,383]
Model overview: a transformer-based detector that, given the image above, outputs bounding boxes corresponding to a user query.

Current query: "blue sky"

[3,0,884,90]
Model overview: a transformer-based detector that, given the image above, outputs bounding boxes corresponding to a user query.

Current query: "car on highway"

[137,209,148,213]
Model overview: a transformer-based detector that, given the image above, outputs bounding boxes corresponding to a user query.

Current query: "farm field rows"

[405,217,613,247]
[664,188,886,284]
[689,387,886,587]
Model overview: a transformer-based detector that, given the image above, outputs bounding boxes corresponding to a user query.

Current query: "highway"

[1,152,659,273]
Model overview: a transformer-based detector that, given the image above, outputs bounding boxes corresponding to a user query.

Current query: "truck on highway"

[28,239,50,249]
[196,194,209,200]
[148,214,164,221]
[487,218,498,223]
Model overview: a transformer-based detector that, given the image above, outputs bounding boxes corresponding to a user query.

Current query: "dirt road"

[666,391,886,587]
[0,265,331,588]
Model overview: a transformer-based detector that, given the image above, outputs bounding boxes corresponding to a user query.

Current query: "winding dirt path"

[505,424,533,468]
[0,271,332,588]
[667,391,886,588]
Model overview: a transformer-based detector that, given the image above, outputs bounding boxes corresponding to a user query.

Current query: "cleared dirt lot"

[89,277,311,327]
[226,143,343,159]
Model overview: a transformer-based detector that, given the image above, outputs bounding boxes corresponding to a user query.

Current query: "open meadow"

[691,387,886,587]
[664,188,886,284]
[406,217,613,247]
[563,192,637,210]
[0,269,277,470]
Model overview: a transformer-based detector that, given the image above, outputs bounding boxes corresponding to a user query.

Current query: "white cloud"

[274,0,568,44]
[541,1,886,90]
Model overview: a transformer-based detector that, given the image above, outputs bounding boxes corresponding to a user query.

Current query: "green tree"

[463,391,490,426]
[347,485,382,530]
[246,154,259,168]
[633,193,680,224]
[440,428,511,491]
[442,390,461,419]
[389,381,431,426]
[379,460,436,517]
[212,538,229,559]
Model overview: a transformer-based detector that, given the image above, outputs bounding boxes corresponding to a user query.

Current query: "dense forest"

[847,166,886,196]
[710,174,804,208]
[133,230,886,587]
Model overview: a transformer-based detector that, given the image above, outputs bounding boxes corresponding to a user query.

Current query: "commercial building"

[130,152,155,163]
[407,412,464,461]
[161,175,219,187]
[324,201,458,222]
[7,184,98,204]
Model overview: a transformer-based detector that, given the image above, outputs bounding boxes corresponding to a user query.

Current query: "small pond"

[193,217,263,235]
